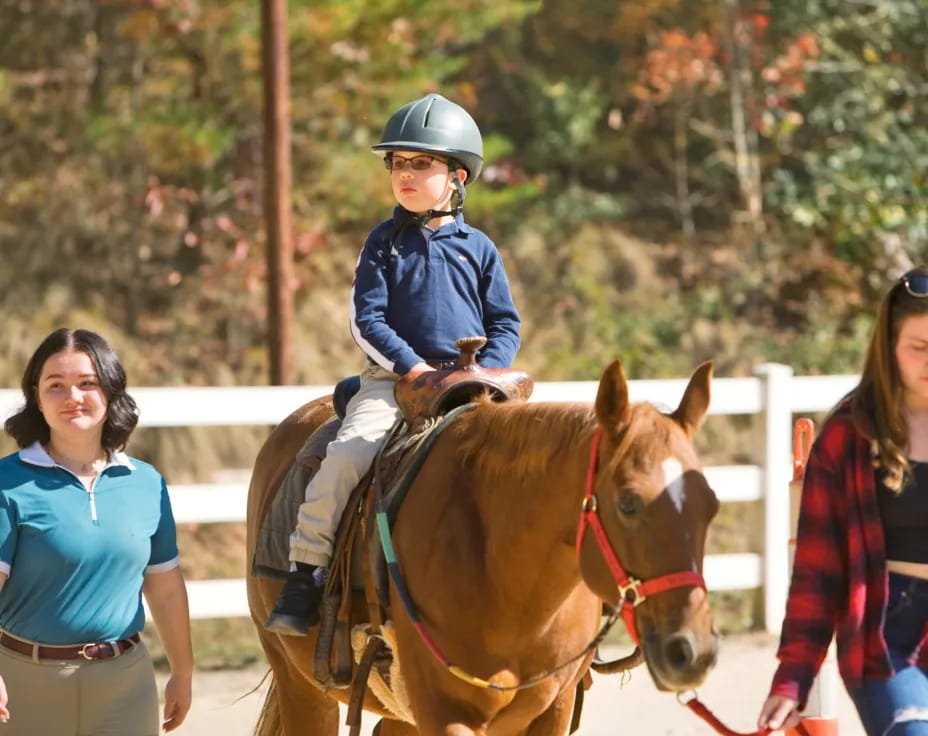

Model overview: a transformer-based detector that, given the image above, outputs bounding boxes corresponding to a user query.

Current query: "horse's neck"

[475,432,590,611]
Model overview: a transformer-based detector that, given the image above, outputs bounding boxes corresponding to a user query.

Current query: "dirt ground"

[161,632,865,735]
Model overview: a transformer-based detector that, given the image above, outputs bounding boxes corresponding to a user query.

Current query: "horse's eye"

[617,490,639,516]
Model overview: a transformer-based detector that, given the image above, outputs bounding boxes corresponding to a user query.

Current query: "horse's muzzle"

[643,628,719,692]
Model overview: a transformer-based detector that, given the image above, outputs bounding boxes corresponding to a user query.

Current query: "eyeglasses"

[900,270,928,297]
[383,154,445,172]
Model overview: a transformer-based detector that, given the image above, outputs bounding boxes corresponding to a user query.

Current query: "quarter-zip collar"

[18,442,134,472]
[18,442,135,523]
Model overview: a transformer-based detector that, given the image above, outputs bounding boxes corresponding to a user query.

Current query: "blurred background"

[1,0,926,673]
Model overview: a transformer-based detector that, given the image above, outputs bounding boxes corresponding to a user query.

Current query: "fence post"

[754,362,794,635]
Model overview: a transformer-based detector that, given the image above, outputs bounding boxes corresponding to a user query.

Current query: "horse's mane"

[454,397,674,484]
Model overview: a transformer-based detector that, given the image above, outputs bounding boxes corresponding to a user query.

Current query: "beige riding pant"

[0,638,159,736]
[289,364,402,567]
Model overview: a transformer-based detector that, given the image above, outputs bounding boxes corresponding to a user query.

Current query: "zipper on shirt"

[55,466,101,523]
[87,479,98,523]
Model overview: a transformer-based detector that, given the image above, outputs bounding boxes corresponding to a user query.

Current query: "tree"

[765,0,928,274]
[632,30,723,238]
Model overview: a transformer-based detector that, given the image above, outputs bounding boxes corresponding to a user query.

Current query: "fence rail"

[0,367,858,633]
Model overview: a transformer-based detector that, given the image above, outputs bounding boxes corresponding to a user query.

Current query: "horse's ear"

[672,361,712,436]
[595,359,629,430]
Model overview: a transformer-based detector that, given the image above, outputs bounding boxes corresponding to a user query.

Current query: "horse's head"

[577,360,719,692]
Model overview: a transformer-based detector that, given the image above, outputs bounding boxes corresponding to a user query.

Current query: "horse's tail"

[253,675,281,736]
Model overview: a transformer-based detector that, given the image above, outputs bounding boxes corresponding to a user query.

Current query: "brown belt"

[368,359,458,371]
[0,631,140,661]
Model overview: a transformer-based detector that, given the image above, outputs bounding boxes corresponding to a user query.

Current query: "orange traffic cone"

[787,720,839,736]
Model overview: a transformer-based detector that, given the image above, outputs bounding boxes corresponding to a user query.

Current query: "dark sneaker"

[264,564,323,636]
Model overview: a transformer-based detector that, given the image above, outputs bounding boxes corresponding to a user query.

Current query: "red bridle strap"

[575,427,706,645]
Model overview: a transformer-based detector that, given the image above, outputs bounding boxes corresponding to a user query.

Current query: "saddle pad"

[252,415,341,580]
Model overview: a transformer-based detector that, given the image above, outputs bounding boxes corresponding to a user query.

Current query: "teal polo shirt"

[0,444,179,644]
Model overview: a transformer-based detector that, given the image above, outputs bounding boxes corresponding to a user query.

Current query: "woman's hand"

[0,673,9,723]
[162,672,192,732]
[758,694,801,732]
[0,577,8,722]
[143,567,194,732]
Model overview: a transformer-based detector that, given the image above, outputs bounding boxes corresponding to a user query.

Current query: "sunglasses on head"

[900,270,928,297]
[383,154,445,172]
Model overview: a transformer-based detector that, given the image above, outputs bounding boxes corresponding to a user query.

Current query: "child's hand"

[404,362,435,379]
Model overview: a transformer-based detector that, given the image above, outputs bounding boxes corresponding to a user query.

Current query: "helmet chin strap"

[414,170,467,226]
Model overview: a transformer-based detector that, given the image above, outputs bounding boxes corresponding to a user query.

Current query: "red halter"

[575,427,707,645]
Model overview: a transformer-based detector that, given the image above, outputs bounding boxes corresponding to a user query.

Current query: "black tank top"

[877,462,928,563]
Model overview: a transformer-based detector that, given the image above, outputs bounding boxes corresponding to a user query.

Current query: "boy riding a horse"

[265,93,521,636]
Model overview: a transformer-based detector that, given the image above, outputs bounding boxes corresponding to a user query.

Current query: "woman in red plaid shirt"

[759,268,928,735]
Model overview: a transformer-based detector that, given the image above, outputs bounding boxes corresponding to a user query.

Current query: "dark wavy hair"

[4,328,139,452]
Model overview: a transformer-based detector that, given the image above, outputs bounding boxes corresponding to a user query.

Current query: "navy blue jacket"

[350,207,520,375]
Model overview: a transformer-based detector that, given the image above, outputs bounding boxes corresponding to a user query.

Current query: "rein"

[377,417,792,735]
[374,421,701,695]
[377,509,620,690]
[575,428,706,645]
[375,409,623,691]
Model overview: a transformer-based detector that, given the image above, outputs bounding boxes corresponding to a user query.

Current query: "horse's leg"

[260,630,339,736]
[372,718,419,735]
[404,726,480,736]
[400,707,483,736]
[524,686,577,736]
[276,668,339,736]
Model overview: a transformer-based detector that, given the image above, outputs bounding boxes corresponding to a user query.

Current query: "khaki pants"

[0,639,159,736]
[289,364,402,567]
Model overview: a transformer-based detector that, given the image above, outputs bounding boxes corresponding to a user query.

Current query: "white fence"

[0,365,857,634]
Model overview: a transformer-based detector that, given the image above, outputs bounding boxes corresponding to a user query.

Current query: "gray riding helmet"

[372,93,484,182]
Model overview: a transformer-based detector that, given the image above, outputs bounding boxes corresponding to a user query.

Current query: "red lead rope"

[575,428,705,645]
[683,695,812,736]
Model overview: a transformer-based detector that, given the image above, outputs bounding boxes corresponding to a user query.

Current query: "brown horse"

[246,360,720,735]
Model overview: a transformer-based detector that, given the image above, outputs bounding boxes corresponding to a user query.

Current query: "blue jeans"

[848,573,928,735]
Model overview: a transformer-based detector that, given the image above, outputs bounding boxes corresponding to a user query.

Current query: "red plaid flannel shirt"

[770,402,928,707]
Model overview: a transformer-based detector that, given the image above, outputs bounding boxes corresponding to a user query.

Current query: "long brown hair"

[852,267,928,492]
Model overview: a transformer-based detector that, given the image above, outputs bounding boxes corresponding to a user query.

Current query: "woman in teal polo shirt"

[0,328,193,735]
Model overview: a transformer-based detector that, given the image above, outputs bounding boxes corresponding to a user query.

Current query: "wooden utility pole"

[261,0,295,384]
[721,0,764,236]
